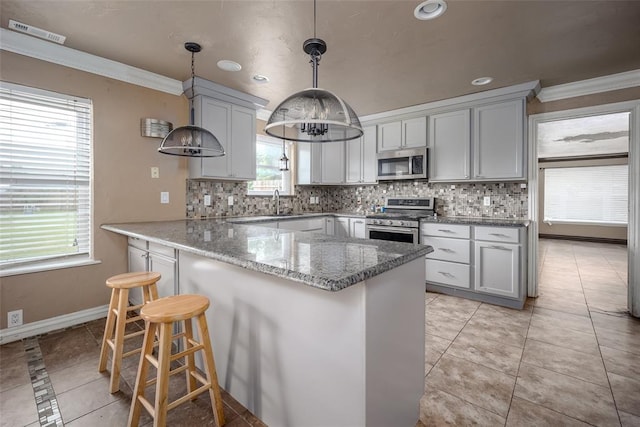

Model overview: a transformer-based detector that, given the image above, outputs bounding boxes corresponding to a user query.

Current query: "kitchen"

[1,1,640,426]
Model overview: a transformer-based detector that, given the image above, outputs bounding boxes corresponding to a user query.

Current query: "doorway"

[528,100,640,317]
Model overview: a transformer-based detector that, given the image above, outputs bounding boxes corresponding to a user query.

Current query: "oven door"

[366,225,419,244]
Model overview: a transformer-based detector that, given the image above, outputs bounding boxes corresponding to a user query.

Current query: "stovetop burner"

[365,197,436,227]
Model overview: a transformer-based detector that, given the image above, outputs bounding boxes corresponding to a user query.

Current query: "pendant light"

[158,42,225,157]
[278,110,290,171]
[264,0,363,143]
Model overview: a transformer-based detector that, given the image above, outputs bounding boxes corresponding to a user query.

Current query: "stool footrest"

[137,395,156,418]
[170,343,205,363]
[190,370,208,386]
[167,384,212,411]
[125,315,143,323]
[125,329,145,339]
[143,364,189,388]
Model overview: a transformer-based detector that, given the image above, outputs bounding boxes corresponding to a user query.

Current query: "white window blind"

[0,82,92,268]
[544,165,628,226]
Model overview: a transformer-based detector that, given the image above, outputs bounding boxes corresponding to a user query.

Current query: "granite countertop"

[421,217,530,227]
[224,211,365,224]
[102,220,431,292]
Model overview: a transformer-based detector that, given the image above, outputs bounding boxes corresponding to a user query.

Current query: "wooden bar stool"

[128,294,225,427]
[98,271,161,393]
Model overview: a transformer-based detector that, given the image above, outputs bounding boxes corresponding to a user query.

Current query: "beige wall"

[0,51,189,328]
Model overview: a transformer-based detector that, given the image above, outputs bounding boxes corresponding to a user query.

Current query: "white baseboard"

[0,304,109,345]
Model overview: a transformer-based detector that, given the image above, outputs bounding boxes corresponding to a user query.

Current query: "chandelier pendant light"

[264,0,363,143]
[279,110,290,171]
[158,42,225,157]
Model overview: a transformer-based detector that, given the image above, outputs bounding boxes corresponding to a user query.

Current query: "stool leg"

[128,321,157,427]
[183,319,197,398]
[196,314,225,426]
[154,322,173,427]
[149,283,159,301]
[98,288,118,372]
[109,288,129,393]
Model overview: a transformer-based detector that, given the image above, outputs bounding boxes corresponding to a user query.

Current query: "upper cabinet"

[186,77,268,181]
[297,141,344,185]
[377,116,427,152]
[428,98,526,182]
[346,125,377,184]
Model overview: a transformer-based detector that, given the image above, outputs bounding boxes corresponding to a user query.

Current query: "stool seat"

[141,295,209,323]
[106,271,162,289]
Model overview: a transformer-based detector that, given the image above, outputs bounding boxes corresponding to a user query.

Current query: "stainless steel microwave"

[376,147,427,181]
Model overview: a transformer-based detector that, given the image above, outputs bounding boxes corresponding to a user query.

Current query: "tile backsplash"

[186,180,528,219]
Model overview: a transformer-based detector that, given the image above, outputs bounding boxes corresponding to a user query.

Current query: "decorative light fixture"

[414,0,447,20]
[278,110,289,171]
[158,42,225,157]
[264,0,363,143]
[471,76,494,86]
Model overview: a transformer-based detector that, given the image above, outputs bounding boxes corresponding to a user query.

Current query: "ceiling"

[2,1,639,116]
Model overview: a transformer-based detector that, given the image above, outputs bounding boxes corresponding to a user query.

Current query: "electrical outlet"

[160,192,169,204]
[483,196,491,206]
[8,309,23,328]
[151,167,159,178]
[315,196,320,204]
[310,197,315,204]
[520,183,527,189]
[204,194,212,206]
[228,196,234,206]
[357,196,362,204]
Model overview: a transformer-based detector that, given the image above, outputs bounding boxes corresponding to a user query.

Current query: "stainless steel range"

[366,197,435,244]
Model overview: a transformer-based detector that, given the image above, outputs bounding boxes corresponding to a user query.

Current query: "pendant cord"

[190,50,196,125]
[313,0,317,38]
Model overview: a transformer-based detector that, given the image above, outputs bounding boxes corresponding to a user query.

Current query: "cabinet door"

[325,217,335,235]
[345,137,362,183]
[230,105,256,180]
[197,97,231,178]
[127,245,148,306]
[350,218,366,239]
[377,121,402,151]
[402,117,427,148]
[361,125,378,183]
[473,99,524,180]
[148,253,177,298]
[321,141,345,184]
[311,143,322,184]
[296,142,311,185]
[429,109,471,181]
[335,218,350,237]
[474,241,520,298]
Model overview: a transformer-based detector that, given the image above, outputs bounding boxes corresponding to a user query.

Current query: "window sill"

[0,258,102,278]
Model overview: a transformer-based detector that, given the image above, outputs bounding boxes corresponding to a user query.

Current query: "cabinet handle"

[438,248,454,253]
[489,233,508,237]
[140,253,149,259]
[437,271,453,278]
[437,229,453,233]
[488,245,510,250]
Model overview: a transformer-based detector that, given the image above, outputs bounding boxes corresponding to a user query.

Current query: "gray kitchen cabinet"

[297,140,344,185]
[127,238,177,306]
[346,125,377,184]
[189,96,256,180]
[325,217,335,235]
[349,218,367,239]
[428,99,525,182]
[422,223,527,309]
[335,217,350,237]
[429,109,471,181]
[473,99,524,180]
[321,141,345,184]
[277,217,325,233]
[377,117,427,152]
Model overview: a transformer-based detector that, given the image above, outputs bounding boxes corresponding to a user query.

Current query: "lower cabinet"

[127,238,177,305]
[421,223,526,309]
[335,218,350,237]
[350,218,366,239]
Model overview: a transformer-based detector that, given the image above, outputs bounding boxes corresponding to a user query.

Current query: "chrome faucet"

[273,189,280,216]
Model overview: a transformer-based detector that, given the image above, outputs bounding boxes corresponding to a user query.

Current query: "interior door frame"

[527,99,640,318]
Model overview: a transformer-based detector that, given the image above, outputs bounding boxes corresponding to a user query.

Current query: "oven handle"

[366,225,417,234]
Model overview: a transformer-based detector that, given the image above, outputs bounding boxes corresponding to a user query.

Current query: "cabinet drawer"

[426,259,471,289]
[128,237,147,250]
[423,237,471,264]
[421,223,471,239]
[148,242,176,259]
[475,226,520,243]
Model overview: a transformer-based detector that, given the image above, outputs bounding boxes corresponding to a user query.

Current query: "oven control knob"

[386,220,393,226]
[400,221,406,227]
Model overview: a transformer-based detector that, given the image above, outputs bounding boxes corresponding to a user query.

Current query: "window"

[544,165,628,226]
[0,82,92,270]
[248,134,293,195]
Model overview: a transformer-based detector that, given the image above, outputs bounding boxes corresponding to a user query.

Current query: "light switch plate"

[520,183,527,189]
[310,197,314,204]
[228,196,234,206]
[483,196,490,206]
[151,167,159,178]
[160,192,169,204]
[204,194,212,206]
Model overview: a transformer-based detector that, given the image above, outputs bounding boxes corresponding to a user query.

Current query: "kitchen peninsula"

[102,219,432,427]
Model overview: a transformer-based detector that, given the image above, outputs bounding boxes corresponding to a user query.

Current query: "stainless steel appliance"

[376,147,427,181]
[366,197,435,244]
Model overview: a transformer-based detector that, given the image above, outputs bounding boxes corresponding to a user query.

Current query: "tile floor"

[1,238,638,426]
[420,238,639,426]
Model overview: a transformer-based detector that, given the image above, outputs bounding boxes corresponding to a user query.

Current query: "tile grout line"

[23,336,64,427]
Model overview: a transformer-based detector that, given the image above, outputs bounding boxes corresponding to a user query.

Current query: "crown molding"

[537,69,640,103]
[0,28,183,95]
[256,108,272,122]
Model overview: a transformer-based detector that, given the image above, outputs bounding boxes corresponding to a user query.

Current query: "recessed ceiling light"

[217,60,242,72]
[471,76,493,86]
[252,74,270,84]
[414,0,447,20]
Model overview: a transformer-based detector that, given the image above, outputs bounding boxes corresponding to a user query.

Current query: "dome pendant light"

[264,0,363,143]
[158,42,225,157]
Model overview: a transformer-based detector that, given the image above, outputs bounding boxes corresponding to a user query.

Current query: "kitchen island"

[102,219,432,427]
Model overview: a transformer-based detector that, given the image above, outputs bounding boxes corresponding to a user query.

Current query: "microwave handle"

[408,156,414,175]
